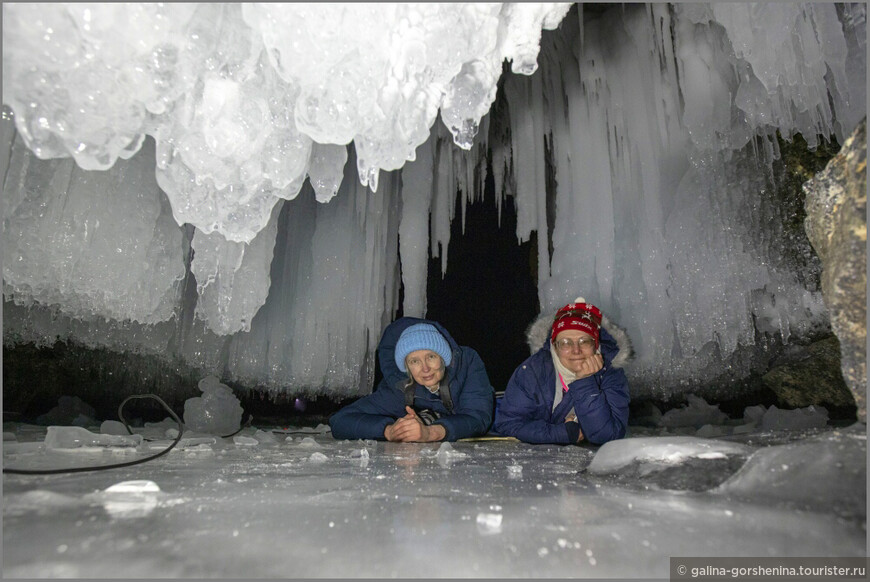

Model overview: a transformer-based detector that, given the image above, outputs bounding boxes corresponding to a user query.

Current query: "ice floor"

[3,421,866,579]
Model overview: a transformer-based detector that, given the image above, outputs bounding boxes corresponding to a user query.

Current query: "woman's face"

[554,330,597,375]
[405,349,445,388]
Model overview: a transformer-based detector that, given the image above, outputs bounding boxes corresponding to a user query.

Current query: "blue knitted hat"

[394,323,453,373]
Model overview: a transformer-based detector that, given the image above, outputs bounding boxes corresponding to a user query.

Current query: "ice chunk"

[308,452,328,463]
[100,420,130,436]
[105,480,161,494]
[252,430,279,446]
[760,405,829,431]
[142,437,216,451]
[183,376,244,436]
[351,447,370,468]
[658,395,729,429]
[44,426,142,450]
[99,480,160,519]
[476,512,503,535]
[296,437,323,449]
[715,429,865,515]
[233,435,258,446]
[743,405,768,425]
[435,442,468,467]
[587,437,752,475]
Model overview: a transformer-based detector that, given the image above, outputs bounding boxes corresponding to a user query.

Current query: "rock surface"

[803,117,867,422]
[761,336,856,413]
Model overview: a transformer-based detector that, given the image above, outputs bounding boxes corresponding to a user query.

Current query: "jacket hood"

[525,307,634,369]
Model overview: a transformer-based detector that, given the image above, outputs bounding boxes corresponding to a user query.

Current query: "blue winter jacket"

[329,317,495,441]
[493,327,629,445]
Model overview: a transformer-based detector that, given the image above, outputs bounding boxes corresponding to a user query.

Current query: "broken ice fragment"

[476,512,503,535]
[308,452,328,463]
[100,420,130,436]
[296,437,323,449]
[183,376,244,436]
[44,426,142,450]
[760,405,829,431]
[233,435,258,446]
[100,480,160,519]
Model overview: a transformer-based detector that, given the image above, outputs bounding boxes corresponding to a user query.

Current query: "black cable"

[3,394,184,475]
[220,413,253,438]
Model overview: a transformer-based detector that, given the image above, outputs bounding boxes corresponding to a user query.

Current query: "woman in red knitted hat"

[493,297,630,445]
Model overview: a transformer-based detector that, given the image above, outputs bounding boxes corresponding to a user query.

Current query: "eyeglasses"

[406,353,443,370]
[554,337,596,353]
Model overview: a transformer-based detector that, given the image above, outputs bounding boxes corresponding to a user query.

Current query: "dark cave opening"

[423,172,540,394]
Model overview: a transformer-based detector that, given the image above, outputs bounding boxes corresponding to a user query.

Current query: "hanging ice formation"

[2,3,866,399]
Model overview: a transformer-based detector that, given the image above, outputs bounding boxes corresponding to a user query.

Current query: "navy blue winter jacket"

[329,317,495,441]
[493,327,629,445]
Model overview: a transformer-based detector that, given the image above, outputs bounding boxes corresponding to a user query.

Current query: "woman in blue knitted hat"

[329,317,495,442]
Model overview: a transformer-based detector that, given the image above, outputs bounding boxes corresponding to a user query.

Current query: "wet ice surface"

[3,423,866,578]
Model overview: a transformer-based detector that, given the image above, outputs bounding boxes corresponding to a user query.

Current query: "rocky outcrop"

[762,336,857,415]
[803,118,867,422]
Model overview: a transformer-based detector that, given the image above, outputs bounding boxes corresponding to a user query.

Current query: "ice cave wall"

[2,3,866,402]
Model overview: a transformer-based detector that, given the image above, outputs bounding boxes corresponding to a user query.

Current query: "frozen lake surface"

[3,422,866,578]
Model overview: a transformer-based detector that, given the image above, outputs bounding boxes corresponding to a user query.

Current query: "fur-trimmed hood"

[525,304,634,369]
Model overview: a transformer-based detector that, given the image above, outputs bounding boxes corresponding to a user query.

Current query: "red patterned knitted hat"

[551,297,603,346]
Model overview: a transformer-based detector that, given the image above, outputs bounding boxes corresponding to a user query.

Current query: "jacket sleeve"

[433,349,494,441]
[565,366,629,445]
[328,383,406,440]
[493,360,578,445]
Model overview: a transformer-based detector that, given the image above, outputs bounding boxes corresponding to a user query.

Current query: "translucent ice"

[308,452,328,463]
[760,405,829,431]
[190,201,281,335]
[233,435,258,446]
[183,376,244,436]
[100,421,130,436]
[587,437,753,475]
[658,395,729,429]
[436,442,468,467]
[476,512,503,535]
[296,437,323,449]
[252,430,279,446]
[98,480,160,519]
[715,427,865,515]
[44,426,142,450]
[2,2,572,245]
[3,134,186,325]
[529,3,863,392]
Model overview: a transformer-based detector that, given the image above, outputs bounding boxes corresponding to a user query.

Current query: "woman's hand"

[384,407,446,442]
[572,353,603,379]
